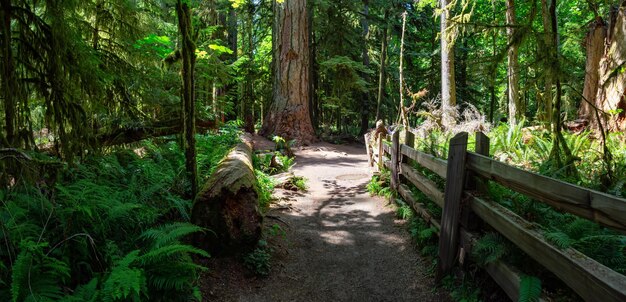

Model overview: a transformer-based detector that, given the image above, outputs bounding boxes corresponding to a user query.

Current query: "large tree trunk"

[506,0,521,125]
[595,4,626,131]
[261,0,316,145]
[359,0,370,135]
[578,17,607,125]
[440,0,456,128]
[176,0,198,197]
[191,137,262,255]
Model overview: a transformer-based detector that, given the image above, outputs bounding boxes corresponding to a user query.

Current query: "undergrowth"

[0,128,241,301]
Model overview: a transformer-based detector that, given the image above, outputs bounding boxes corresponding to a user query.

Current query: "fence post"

[377,134,384,171]
[390,130,400,190]
[437,132,469,281]
[365,133,373,167]
[474,132,490,194]
[398,128,415,180]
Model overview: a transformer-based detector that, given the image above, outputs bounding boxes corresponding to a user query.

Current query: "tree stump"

[191,137,262,255]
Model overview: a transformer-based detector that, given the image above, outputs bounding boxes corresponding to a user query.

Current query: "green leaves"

[472,233,510,265]
[102,250,146,302]
[518,275,541,302]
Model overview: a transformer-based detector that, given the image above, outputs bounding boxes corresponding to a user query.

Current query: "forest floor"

[200,135,451,301]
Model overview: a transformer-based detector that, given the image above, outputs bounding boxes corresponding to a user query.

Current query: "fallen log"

[97,119,216,146]
[191,136,262,255]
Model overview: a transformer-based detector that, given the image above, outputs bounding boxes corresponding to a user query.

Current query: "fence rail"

[365,129,626,302]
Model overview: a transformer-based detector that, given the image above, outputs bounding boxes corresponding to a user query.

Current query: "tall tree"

[0,0,15,146]
[440,0,456,127]
[506,0,521,125]
[261,0,316,144]
[176,0,198,197]
[360,0,371,135]
[375,9,390,123]
[540,0,554,125]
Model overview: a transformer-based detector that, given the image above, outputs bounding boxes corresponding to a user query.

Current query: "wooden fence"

[365,130,626,302]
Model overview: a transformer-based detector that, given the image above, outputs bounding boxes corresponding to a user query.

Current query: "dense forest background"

[1,0,626,300]
[2,0,625,160]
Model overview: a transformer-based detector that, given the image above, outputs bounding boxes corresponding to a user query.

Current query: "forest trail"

[202,138,450,302]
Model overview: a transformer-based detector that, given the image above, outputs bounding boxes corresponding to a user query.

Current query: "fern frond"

[102,250,146,302]
[518,275,541,302]
[544,231,573,249]
[472,233,509,265]
[139,244,209,265]
[140,222,205,249]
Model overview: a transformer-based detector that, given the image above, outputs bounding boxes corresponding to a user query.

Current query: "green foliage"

[543,231,573,250]
[408,217,438,257]
[288,176,309,192]
[395,202,414,220]
[255,170,276,210]
[441,275,482,302]
[472,233,510,266]
[518,275,542,302]
[0,130,240,301]
[367,170,393,199]
[243,241,272,277]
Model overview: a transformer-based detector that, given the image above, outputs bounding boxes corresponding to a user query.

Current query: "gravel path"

[202,140,450,302]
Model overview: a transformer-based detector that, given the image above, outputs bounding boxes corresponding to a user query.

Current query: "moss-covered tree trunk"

[261,0,316,145]
[176,0,198,197]
[540,0,554,125]
[506,0,521,125]
[191,138,262,255]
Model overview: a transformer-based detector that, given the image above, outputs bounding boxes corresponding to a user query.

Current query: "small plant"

[286,176,308,191]
[243,241,272,276]
[518,275,542,302]
[441,275,482,302]
[255,170,275,210]
[395,201,413,220]
[472,233,510,265]
[267,223,287,239]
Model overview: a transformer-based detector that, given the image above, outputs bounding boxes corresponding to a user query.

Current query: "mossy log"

[191,137,262,255]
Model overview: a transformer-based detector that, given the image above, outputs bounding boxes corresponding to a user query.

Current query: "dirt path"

[202,140,450,302]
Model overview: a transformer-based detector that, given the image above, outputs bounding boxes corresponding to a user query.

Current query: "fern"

[102,250,146,302]
[518,275,541,302]
[140,222,205,249]
[472,233,509,265]
[544,231,573,249]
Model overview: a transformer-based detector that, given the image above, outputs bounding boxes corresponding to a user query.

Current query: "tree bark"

[578,17,607,125]
[440,0,456,128]
[261,0,316,145]
[506,0,521,125]
[191,137,262,255]
[595,5,626,131]
[176,0,198,197]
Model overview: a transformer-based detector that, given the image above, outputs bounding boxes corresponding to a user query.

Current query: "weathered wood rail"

[365,129,626,302]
